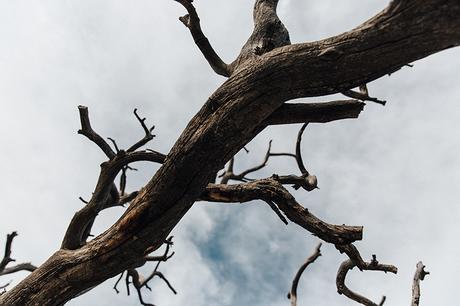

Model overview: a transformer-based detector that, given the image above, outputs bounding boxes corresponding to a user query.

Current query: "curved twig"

[174,0,231,77]
[288,243,322,306]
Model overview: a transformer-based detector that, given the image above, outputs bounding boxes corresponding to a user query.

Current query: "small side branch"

[0,232,17,272]
[127,109,156,152]
[341,85,386,106]
[288,243,322,306]
[0,232,36,278]
[78,106,116,159]
[174,0,231,77]
[219,141,273,184]
[264,100,365,125]
[411,262,429,306]
[114,237,176,305]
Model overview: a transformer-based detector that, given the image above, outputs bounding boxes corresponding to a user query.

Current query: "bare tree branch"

[201,179,362,245]
[219,141,274,184]
[127,109,156,153]
[62,107,167,250]
[341,85,386,106]
[175,0,231,77]
[0,263,37,277]
[114,237,176,305]
[411,261,429,306]
[335,244,397,306]
[78,106,116,159]
[0,232,36,278]
[265,100,365,125]
[0,232,17,273]
[288,243,322,306]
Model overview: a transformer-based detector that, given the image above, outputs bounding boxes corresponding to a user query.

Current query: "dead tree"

[1,0,459,305]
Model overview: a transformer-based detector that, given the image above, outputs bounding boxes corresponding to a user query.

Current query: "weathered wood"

[1,0,460,304]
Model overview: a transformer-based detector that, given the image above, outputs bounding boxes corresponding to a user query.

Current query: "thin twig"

[288,243,322,306]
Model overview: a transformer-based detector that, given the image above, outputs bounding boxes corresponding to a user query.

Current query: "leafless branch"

[174,0,231,77]
[219,141,274,184]
[0,263,36,276]
[265,100,365,125]
[411,261,429,306]
[62,106,167,250]
[219,124,318,191]
[0,232,17,273]
[201,179,362,245]
[288,243,322,306]
[127,109,156,152]
[341,85,386,106]
[78,106,116,159]
[0,232,36,278]
[114,237,176,305]
[335,244,397,306]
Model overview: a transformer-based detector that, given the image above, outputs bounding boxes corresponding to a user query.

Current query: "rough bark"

[1,0,460,305]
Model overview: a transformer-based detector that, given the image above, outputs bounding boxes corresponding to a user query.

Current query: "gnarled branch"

[201,179,362,245]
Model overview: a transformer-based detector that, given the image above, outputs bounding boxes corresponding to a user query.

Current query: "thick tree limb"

[2,1,460,304]
[411,262,429,306]
[175,0,231,77]
[287,243,322,306]
[201,179,363,245]
[265,100,365,125]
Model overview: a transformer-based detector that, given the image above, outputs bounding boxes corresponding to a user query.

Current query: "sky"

[0,0,459,305]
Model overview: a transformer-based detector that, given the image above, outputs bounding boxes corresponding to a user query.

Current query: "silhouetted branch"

[62,106,166,250]
[78,106,116,159]
[265,100,365,125]
[175,0,231,77]
[0,232,36,279]
[335,244,397,306]
[127,109,156,152]
[342,85,386,106]
[114,237,176,305]
[288,243,322,306]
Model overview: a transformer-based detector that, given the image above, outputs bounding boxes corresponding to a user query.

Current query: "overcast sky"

[1,1,459,305]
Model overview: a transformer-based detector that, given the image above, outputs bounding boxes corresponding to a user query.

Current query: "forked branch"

[0,232,36,280]
[201,179,362,245]
[62,107,166,250]
[114,237,176,306]
[335,244,397,306]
